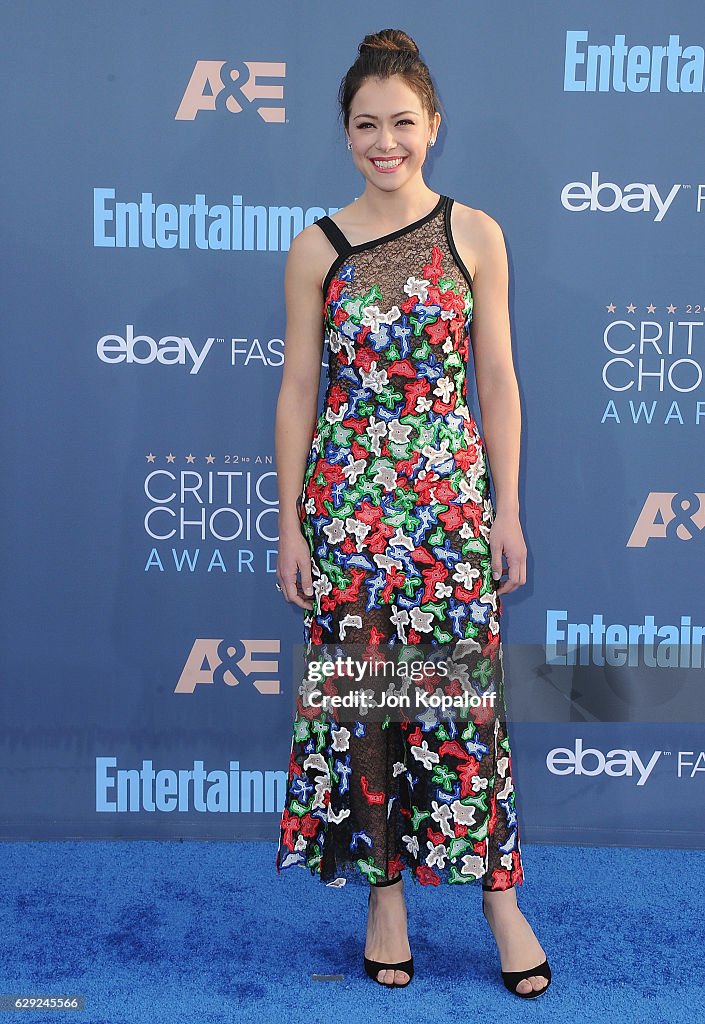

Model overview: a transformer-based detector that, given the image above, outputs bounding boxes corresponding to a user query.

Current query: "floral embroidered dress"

[275,193,524,890]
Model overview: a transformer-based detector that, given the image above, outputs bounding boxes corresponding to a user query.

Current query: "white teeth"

[372,157,404,168]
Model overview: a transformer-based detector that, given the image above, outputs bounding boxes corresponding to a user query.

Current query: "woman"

[274,28,551,998]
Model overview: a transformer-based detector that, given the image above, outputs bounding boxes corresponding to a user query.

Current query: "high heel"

[364,873,414,988]
[482,883,552,999]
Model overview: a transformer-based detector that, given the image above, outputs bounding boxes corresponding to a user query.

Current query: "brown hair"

[338,28,444,135]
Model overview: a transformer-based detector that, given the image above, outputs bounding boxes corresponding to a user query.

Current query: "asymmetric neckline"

[330,193,446,255]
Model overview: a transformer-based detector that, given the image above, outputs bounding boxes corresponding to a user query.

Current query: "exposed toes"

[516,975,547,994]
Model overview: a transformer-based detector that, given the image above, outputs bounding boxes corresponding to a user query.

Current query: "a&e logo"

[175,60,286,121]
[175,638,281,693]
[627,491,705,547]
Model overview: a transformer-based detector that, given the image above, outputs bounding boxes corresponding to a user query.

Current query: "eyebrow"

[352,110,419,120]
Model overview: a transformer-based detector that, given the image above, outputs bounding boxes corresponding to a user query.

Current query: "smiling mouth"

[369,156,407,169]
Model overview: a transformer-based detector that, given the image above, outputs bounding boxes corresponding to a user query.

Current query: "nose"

[377,126,397,151]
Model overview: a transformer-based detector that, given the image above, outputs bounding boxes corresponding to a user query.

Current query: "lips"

[369,156,407,172]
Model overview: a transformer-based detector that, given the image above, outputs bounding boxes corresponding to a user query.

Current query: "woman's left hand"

[489,511,527,595]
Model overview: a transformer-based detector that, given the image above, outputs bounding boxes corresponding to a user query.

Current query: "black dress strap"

[314,215,352,257]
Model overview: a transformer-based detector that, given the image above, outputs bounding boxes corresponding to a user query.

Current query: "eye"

[355,119,415,129]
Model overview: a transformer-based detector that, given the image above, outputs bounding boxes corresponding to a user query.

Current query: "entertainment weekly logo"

[546,610,704,665]
[564,31,705,93]
[95,757,284,813]
[92,188,333,250]
[175,60,286,121]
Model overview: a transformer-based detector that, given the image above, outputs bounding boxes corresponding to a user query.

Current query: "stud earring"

[428,138,436,147]
[347,139,352,149]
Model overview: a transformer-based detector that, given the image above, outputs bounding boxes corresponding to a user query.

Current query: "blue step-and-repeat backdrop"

[2,2,703,848]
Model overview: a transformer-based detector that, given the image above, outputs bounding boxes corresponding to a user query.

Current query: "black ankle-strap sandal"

[482,882,552,999]
[364,873,414,988]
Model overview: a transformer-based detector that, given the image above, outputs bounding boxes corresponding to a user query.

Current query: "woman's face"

[346,75,438,191]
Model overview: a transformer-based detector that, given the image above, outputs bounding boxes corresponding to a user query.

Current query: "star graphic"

[646,304,656,314]
[626,303,636,314]
[206,454,216,464]
[606,303,616,314]
[145,452,156,463]
[186,453,196,463]
[166,453,176,463]
[666,303,677,314]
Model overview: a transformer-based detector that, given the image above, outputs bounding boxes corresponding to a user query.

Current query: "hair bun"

[359,29,419,56]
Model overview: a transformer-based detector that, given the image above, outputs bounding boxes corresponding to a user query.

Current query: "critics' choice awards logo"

[96,325,284,374]
[175,638,281,694]
[142,452,279,572]
[175,60,286,121]
[595,302,704,549]
[600,301,705,426]
[561,172,704,221]
[564,31,705,93]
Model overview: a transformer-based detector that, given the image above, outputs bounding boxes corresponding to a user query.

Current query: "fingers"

[299,567,314,600]
[491,548,527,595]
[280,575,314,609]
[277,558,315,610]
[495,553,527,594]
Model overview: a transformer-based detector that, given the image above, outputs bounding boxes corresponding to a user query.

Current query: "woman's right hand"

[277,527,315,611]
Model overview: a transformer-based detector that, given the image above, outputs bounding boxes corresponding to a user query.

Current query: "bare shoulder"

[287,219,331,267]
[449,200,506,278]
[287,218,340,292]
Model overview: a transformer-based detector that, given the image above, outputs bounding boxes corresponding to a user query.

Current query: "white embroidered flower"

[451,799,477,825]
[409,739,439,770]
[338,613,363,641]
[409,605,435,634]
[453,561,482,589]
[371,462,398,492]
[331,725,351,751]
[387,419,413,445]
[460,853,485,877]
[433,376,455,403]
[359,362,389,394]
[342,456,367,485]
[403,275,431,302]
[345,515,371,547]
[435,580,453,600]
[361,304,387,331]
[323,518,347,545]
[426,841,449,868]
[402,834,420,857]
[430,800,455,837]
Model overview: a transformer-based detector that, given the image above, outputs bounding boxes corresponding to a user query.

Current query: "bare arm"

[275,225,325,543]
[469,212,521,518]
[467,211,526,593]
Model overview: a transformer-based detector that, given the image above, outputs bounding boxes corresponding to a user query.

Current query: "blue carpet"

[0,839,702,1022]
